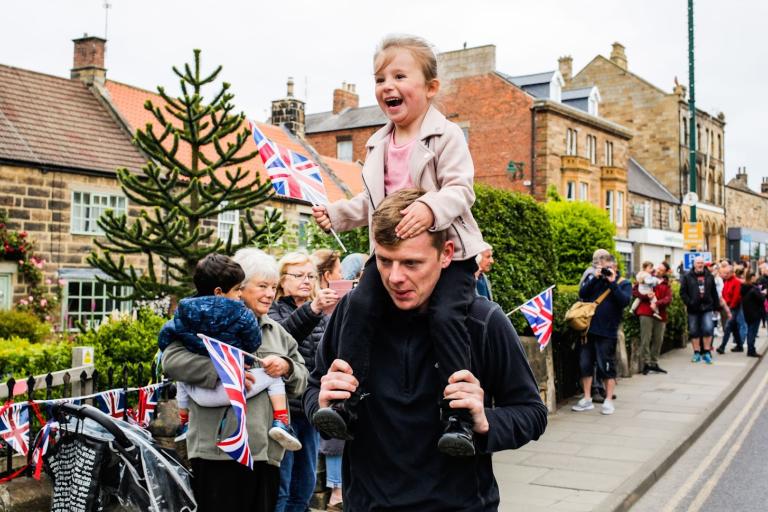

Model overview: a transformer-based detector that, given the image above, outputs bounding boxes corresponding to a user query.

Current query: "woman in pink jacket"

[312,34,487,457]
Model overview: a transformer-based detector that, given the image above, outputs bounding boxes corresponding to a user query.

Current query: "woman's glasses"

[283,272,318,281]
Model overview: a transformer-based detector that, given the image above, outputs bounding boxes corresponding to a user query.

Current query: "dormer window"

[587,87,601,116]
[550,71,565,103]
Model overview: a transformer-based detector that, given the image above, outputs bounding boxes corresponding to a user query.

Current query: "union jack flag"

[135,384,161,428]
[520,287,554,352]
[250,122,329,206]
[31,418,58,480]
[199,334,253,470]
[0,403,30,456]
[95,390,125,420]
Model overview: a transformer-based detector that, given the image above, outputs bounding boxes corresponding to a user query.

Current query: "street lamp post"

[688,0,697,223]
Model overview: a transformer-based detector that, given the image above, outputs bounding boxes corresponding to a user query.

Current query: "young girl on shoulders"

[312,35,488,457]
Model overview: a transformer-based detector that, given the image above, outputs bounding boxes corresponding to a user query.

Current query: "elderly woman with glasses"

[269,251,340,512]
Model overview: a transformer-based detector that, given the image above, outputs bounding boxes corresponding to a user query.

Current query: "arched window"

[718,134,723,160]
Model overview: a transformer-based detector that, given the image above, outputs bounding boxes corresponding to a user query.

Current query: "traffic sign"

[683,222,704,250]
[683,251,712,271]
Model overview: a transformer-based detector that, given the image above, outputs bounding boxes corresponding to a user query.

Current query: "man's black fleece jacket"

[304,294,548,511]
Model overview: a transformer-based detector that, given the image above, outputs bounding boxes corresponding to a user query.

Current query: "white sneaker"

[601,399,615,415]
[571,398,594,412]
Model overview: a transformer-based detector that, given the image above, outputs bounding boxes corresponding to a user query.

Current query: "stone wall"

[628,193,679,232]
[726,185,768,231]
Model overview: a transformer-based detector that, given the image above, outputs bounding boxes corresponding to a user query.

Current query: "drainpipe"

[530,105,536,196]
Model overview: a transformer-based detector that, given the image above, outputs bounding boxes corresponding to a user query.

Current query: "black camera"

[600,267,613,278]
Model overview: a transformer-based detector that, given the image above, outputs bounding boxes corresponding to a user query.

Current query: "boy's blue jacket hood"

[157,296,261,355]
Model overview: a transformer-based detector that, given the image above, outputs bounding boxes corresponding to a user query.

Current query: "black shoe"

[747,351,760,358]
[650,363,668,374]
[716,347,725,355]
[311,393,361,441]
[731,346,744,353]
[438,400,475,457]
[642,364,650,375]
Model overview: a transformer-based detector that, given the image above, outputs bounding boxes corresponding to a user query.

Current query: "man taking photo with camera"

[571,253,632,415]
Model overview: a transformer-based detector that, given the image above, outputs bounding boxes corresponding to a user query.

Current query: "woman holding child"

[633,261,672,375]
[269,251,340,512]
[162,249,308,512]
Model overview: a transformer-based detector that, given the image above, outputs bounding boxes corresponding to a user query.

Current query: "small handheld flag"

[516,287,555,352]
[199,334,253,470]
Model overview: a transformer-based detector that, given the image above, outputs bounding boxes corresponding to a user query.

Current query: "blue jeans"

[688,312,714,339]
[325,454,342,489]
[720,306,744,350]
[275,411,319,512]
[738,307,748,341]
[747,320,760,355]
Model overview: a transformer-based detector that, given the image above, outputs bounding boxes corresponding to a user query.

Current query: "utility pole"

[688,0,697,222]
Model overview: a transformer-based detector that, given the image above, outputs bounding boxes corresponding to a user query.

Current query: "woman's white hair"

[232,247,279,284]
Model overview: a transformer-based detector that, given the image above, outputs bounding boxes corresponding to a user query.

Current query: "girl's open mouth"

[385,97,403,107]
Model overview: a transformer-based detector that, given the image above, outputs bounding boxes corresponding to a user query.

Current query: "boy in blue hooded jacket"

[159,253,301,451]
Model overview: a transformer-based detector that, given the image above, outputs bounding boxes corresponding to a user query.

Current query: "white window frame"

[668,206,678,230]
[605,190,614,222]
[586,135,597,164]
[297,213,312,248]
[616,191,624,227]
[643,201,652,228]
[71,190,128,235]
[336,139,353,162]
[604,141,614,166]
[566,128,578,156]
[566,181,576,201]
[61,275,131,331]
[579,182,589,201]
[217,202,240,244]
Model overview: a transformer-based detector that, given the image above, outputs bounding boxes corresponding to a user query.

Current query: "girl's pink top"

[384,132,416,195]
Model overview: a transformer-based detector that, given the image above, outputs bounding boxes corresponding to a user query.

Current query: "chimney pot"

[71,35,107,85]
[610,42,628,70]
[287,77,294,98]
[333,82,359,114]
[558,55,573,84]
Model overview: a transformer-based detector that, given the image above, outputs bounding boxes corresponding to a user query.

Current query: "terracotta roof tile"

[0,65,146,173]
[106,80,363,203]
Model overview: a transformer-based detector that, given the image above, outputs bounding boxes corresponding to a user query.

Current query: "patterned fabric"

[95,390,125,419]
[251,122,329,205]
[199,334,253,470]
[0,403,29,456]
[520,288,554,351]
[135,384,161,427]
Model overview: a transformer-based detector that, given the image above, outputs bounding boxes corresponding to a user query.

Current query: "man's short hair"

[193,253,245,296]
[592,248,611,265]
[372,188,447,251]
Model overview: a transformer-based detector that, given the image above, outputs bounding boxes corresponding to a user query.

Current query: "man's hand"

[260,355,291,378]
[244,371,256,391]
[319,359,358,408]
[444,370,489,434]
[395,201,435,239]
[312,205,332,232]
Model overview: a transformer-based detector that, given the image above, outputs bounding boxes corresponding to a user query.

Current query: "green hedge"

[75,309,166,388]
[544,199,617,284]
[472,184,557,332]
[0,310,50,343]
[0,336,72,380]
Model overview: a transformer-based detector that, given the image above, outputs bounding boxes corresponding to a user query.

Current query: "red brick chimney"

[71,35,106,85]
[333,83,358,114]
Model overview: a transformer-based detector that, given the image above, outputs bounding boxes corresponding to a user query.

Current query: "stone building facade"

[725,169,768,262]
[570,43,726,258]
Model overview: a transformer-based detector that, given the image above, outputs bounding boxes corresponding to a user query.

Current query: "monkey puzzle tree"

[88,50,284,301]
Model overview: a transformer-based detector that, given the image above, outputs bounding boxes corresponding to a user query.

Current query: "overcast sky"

[3,0,765,189]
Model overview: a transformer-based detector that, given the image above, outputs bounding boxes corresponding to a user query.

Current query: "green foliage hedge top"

[75,309,166,388]
[472,184,556,332]
[544,199,616,285]
[0,336,72,380]
[0,310,50,343]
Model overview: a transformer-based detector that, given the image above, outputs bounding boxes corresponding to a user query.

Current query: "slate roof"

[628,158,679,203]
[105,80,363,202]
[501,71,556,87]
[562,87,593,101]
[306,105,387,134]
[0,64,146,173]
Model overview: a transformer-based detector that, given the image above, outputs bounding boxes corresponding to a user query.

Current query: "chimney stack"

[761,177,768,196]
[558,56,573,85]
[333,82,359,114]
[71,34,106,85]
[734,166,749,188]
[610,42,628,70]
[271,77,305,138]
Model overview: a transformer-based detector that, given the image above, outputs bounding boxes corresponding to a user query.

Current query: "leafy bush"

[0,336,72,380]
[544,198,616,285]
[306,221,369,255]
[0,310,50,343]
[75,309,166,388]
[472,184,557,332]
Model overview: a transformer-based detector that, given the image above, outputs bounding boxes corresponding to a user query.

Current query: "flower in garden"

[40,299,48,307]
[58,279,66,286]
[46,278,52,285]
[28,296,34,302]
[45,315,51,321]
[20,299,28,305]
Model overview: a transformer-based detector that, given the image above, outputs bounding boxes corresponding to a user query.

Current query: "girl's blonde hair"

[311,249,340,288]
[276,251,318,301]
[374,34,438,83]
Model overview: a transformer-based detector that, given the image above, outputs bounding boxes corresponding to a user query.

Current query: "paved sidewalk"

[494,331,767,512]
